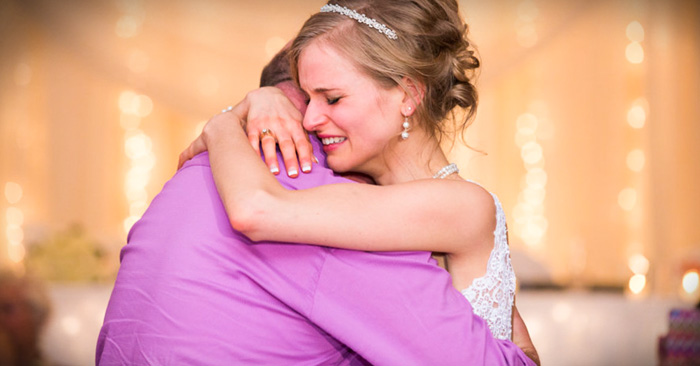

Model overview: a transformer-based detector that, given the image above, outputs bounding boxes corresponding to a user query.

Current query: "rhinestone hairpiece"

[320,4,398,40]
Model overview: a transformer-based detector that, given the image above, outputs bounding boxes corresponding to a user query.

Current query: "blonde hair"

[290,0,480,142]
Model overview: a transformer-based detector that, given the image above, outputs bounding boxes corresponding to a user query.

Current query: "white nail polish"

[270,166,279,174]
[288,168,298,177]
[302,163,311,173]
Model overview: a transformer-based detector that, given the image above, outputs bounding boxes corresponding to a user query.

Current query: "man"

[96,47,538,365]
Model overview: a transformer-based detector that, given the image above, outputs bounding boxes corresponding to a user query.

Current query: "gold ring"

[260,128,275,140]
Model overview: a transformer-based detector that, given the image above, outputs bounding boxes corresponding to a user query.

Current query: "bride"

[181,1,534,357]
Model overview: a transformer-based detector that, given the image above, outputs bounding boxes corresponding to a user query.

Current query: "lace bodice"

[460,188,515,340]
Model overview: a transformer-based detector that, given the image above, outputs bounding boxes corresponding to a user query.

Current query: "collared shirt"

[97,145,534,365]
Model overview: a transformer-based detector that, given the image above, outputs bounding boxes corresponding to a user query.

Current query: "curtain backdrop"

[1,0,698,297]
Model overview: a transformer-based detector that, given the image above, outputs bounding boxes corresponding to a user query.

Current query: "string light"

[623,20,649,297]
[513,108,548,248]
[4,182,25,265]
[515,1,538,48]
[119,91,156,235]
[625,21,645,64]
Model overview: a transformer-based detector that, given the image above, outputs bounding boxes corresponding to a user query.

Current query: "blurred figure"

[0,271,52,366]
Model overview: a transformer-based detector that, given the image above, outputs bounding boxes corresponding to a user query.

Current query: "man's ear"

[400,77,425,116]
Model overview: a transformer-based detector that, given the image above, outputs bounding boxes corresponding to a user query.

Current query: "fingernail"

[287,168,298,177]
[270,166,279,174]
[312,155,319,164]
[301,163,311,173]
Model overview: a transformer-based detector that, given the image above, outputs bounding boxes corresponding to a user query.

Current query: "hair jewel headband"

[320,4,398,40]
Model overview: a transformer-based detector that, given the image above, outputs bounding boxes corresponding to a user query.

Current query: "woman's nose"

[302,101,325,131]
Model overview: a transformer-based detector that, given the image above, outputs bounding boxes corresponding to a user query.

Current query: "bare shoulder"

[432,179,498,254]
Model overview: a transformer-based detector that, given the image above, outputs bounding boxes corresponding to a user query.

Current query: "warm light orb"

[125,187,148,203]
[115,15,142,38]
[5,207,24,226]
[4,182,23,204]
[124,132,153,160]
[626,149,646,172]
[123,216,140,235]
[627,105,646,128]
[521,141,543,165]
[618,188,637,211]
[6,225,23,244]
[516,113,539,135]
[628,253,649,275]
[626,21,645,42]
[516,23,538,48]
[626,42,644,64]
[7,242,25,263]
[125,167,151,191]
[683,270,699,294]
[517,0,539,22]
[629,274,646,294]
[526,168,548,188]
[119,91,153,117]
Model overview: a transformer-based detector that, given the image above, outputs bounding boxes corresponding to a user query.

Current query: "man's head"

[260,41,308,116]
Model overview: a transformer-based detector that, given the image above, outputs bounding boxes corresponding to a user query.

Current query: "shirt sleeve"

[308,249,535,366]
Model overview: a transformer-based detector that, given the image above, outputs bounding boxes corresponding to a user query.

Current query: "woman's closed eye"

[326,96,341,105]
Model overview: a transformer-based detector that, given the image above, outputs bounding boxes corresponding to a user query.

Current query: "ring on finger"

[260,128,276,140]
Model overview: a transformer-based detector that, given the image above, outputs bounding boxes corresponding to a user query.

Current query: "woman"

[183,0,521,344]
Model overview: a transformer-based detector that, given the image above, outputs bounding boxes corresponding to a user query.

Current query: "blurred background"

[0,0,698,365]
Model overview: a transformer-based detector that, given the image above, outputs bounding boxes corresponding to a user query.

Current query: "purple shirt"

[96,141,534,365]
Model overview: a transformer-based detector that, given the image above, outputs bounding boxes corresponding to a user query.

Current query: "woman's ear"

[400,76,425,116]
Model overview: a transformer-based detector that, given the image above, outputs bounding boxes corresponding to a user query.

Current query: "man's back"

[97,152,367,365]
[97,151,533,365]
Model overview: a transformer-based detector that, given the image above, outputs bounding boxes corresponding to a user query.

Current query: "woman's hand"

[243,87,314,177]
[178,107,243,170]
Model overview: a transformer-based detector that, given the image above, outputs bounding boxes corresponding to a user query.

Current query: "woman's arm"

[184,96,495,255]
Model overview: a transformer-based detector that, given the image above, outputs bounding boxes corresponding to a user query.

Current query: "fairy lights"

[513,110,548,248]
[119,91,156,235]
[4,182,25,265]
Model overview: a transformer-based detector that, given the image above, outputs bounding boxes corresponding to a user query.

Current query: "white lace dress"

[459,188,515,340]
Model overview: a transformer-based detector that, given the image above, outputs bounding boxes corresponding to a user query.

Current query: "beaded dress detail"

[460,184,515,340]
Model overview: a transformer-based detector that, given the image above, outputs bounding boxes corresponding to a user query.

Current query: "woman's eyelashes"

[326,96,341,105]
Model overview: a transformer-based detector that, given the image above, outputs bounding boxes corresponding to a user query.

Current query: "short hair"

[259,45,293,87]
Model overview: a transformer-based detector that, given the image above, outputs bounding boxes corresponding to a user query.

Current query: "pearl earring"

[401,115,410,140]
[401,106,411,140]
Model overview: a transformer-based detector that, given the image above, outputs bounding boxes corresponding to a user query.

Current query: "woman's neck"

[365,132,452,186]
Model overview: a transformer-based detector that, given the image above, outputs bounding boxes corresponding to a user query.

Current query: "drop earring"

[401,115,410,140]
[401,106,412,140]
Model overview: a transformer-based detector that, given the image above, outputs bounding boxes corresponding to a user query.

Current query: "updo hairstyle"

[289,0,480,141]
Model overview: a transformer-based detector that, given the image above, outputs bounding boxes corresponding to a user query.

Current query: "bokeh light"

[626,149,646,172]
[618,187,637,211]
[626,42,644,64]
[682,270,699,294]
[628,254,650,275]
[4,182,23,204]
[626,21,645,42]
[629,274,646,294]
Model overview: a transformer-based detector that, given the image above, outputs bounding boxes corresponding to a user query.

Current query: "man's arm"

[308,250,537,366]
